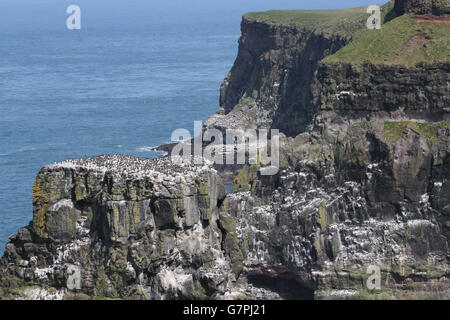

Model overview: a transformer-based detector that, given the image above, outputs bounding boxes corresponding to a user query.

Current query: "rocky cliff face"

[206,4,400,137]
[315,62,450,115]
[0,156,244,299]
[206,15,357,136]
[203,0,449,299]
[2,122,448,300]
[228,115,450,299]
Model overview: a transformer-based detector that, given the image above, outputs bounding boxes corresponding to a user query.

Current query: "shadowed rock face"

[395,0,450,16]
[314,62,450,115]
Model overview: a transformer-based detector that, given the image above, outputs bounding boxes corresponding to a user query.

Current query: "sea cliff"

[1,0,449,300]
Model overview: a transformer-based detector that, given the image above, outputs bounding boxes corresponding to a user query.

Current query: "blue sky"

[0,0,387,16]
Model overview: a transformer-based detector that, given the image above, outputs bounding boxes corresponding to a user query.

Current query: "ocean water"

[0,1,244,254]
[0,0,377,255]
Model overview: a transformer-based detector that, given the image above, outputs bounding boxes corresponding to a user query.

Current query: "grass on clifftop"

[244,7,367,26]
[243,2,396,37]
[244,7,368,37]
[324,14,450,66]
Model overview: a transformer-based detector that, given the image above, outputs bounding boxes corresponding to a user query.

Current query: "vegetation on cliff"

[324,14,450,66]
[244,7,368,37]
[383,118,450,146]
[243,1,397,37]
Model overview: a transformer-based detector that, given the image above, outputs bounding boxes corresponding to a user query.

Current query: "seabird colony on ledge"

[45,154,213,179]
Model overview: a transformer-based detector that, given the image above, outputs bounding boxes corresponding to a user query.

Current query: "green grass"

[244,7,367,26]
[324,14,450,66]
[244,7,368,37]
[382,119,450,147]
[243,2,396,38]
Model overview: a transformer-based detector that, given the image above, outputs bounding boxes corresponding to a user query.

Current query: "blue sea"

[0,0,376,254]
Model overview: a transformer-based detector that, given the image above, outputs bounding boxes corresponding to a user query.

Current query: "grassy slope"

[243,2,396,37]
[324,14,450,66]
[244,7,368,37]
